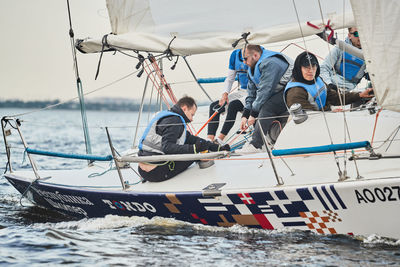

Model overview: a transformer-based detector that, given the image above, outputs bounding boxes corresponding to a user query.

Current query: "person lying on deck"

[138,96,230,182]
[284,51,373,111]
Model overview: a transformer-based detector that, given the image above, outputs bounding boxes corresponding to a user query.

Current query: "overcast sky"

[0,0,229,102]
[0,0,346,103]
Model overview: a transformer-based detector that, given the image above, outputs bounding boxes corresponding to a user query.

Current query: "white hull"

[5,109,400,239]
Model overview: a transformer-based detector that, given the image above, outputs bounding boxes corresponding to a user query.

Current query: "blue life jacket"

[247,49,280,87]
[284,77,327,110]
[336,51,365,83]
[233,50,249,89]
[139,111,186,154]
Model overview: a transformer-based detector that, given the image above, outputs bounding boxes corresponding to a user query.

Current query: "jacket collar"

[170,104,191,123]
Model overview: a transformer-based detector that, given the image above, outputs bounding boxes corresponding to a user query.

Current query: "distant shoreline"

[0,99,210,112]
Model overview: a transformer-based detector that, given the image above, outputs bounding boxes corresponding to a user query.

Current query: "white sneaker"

[214,138,224,145]
[235,142,263,154]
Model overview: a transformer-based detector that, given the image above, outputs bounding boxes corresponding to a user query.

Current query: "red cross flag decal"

[238,193,255,204]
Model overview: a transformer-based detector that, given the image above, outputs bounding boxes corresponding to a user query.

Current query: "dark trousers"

[138,161,195,182]
[250,91,288,148]
[207,99,244,136]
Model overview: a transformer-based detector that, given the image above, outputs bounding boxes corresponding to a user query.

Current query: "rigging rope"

[292,0,348,180]
[318,0,363,179]
[7,69,140,118]
[370,108,383,146]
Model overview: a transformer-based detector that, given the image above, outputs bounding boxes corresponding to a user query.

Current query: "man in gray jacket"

[320,27,370,92]
[239,44,293,152]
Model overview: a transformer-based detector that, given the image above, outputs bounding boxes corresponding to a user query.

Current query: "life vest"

[335,51,365,83]
[139,111,187,154]
[284,77,327,110]
[233,49,249,89]
[248,49,293,89]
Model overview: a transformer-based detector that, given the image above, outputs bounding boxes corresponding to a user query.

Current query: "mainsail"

[77,0,354,55]
[351,0,400,112]
[76,0,399,112]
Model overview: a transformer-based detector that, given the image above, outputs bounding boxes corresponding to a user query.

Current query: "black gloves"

[194,139,209,153]
[195,140,231,153]
[208,143,231,152]
[208,143,219,152]
[328,83,338,91]
[219,144,231,151]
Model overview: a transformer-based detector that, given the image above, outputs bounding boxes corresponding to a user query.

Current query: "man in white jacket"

[207,48,249,144]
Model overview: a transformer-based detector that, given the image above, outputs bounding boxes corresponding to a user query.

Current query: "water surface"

[1,108,399,266]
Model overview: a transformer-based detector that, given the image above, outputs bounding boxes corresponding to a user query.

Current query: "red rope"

[306,21,320,29]
[143,56,197,134]
[195,111,218,136]
[371,108,383,146]
[228,126,248,146]
[150,56,178,104]
[307,19,334,42]
[142,60,170,109]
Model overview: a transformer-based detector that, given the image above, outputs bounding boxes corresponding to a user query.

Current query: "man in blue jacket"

[138,96,230,182]
[239,44,293,152]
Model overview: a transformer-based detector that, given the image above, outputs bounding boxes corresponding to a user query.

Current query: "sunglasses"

[350,31,359,37]
[243,53,252,61]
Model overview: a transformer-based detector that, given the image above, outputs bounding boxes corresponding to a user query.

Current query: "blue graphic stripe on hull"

[322,185,338,210]
[330,185,347,209]
[313,186,329,210]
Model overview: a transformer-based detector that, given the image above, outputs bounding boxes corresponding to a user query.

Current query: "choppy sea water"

[1,107,400,266]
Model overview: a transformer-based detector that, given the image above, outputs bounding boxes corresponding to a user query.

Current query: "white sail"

[78,0,354,55]
[351,0,400,112]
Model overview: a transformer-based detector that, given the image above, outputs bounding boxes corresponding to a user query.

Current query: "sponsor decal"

[32,188,94,205]
[46,198,88,216]
[31,188,93,216]
[355,186,400,203]
[102,199,156,213]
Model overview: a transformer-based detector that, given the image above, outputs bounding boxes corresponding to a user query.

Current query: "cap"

[300,53,318,67]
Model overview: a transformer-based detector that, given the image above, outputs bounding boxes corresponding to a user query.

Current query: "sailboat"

[2,0,400,239]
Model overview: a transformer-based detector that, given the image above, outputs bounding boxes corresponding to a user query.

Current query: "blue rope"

[272,141,370,156]
[88,161,114,178]
[25,148,113,161]
[230,131,254,151]
[197,76,238,84]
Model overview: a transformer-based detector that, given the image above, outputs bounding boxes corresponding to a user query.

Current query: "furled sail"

[351,0,400,112]
[77,0,354,56]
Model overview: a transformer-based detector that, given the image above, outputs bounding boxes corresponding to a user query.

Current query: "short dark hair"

[177,96,197,109]
[246,44,262,54]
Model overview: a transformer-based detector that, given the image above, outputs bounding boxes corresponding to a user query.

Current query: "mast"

[66,0,92,158]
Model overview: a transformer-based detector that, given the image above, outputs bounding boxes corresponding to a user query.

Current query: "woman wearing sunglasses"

[284,51,373,112]
[320,27,371,92]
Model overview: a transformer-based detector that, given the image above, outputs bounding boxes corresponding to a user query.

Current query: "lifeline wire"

[8,69,140,118]
[291,0,346,179]
[315,0,362,179]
